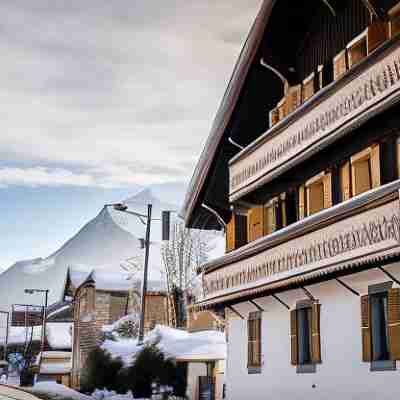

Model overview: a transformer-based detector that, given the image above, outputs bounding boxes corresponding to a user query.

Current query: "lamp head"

[24,289,35,294]
[113,203,128,212]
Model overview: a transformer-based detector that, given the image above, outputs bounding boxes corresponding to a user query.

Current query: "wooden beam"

[249,299,264,312]
[228,305,244,319]
[378,266,400,286]
[335,278,360,296]
[360,0,385,20]
[272,294,290,310]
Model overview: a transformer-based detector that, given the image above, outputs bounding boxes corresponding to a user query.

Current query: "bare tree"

[161,219,216,293]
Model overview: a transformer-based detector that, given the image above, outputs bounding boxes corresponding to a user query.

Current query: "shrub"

[128,345,187,399]
[80,347,124,394]
[115,319,139,338]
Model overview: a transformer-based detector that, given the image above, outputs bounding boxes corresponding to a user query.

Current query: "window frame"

[302,72,315,102]
[304,171,332,217]
[350,147,373,196]
[346,29,368,68]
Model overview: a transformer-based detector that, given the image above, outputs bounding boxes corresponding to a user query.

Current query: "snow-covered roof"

[102,325,226,365]
[46,323,72,350]
[32,382,90,400]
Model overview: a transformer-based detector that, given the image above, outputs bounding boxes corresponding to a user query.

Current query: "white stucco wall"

[226,263,400,400]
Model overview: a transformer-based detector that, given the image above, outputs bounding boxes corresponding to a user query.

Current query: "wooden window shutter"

[340,162,351,201]
[389,3,400,38]
[367,20,388,54]
[380,137,397,184]
[286,85,302,114]
[290,310,298,365]
[225,215,235,253]
[248,207,264,242]
[388,288,400,360]
[311,303,322,363]
[333,50,347,80]
[298,185,306,220]
[277,97,288,121]
[302,73,315,102]
[280,193,287,228]
[269,107,279,128]
[370,144,381,189]
[347,32,367,68]
[248,312,262,368]
[322,172,332,209]
[361,295,372,362]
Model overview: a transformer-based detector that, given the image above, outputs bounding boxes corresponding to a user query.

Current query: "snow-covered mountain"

[0,183,188,312]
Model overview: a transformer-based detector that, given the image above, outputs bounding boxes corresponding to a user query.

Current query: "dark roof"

[181,0,274,229]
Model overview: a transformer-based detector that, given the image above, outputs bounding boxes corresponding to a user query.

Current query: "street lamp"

[24,289,49,355]
[106,202,153,345]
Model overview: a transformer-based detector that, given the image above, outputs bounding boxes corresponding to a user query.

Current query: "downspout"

[201,204,227,231]
[260,58,289,95]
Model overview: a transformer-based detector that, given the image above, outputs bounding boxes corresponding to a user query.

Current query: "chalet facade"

[64,268,170,389]
[182,1,400,399]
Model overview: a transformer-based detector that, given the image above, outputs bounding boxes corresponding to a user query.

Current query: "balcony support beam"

[378,266,400,286]
[272,294,290,310]
[335,278,360,297]
[249,299,264,312]
[228,305,244,320]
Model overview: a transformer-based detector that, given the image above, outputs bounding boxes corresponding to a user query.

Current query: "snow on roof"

[5,325,42,345]
[102,325,226,365]
[69,266,166,293]
[46,323,72,350]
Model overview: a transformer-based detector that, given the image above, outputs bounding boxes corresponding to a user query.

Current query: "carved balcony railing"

[229,37,400,202]
[195,180,400,309]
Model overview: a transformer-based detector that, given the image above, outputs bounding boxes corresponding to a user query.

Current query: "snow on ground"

[31,382,91,400]
[102,325,226,366]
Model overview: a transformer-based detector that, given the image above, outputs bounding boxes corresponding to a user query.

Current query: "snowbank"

[6,325,42,345]
[102,325,226,366]
[32,382,91,400]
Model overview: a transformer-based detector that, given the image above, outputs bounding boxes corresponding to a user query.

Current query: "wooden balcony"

[195,180,400,309]
[229,36,400,202]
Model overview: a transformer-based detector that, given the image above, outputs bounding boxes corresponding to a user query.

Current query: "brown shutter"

[323,173,332,209]
[287,85,302,113]
[277,97,288,121]
[280,193,287,227]
[333,50,347,80]
[340,162,351,201]
[361,295,372,362]
[264,201,277,235]
[225,215,235,252]
[370,144,381,189]
[248,207,264,242]
[269,107,279,128]
[367,20,388,54]
[290,310,298,365]
[302,73,315,102]
[311,303,322,363]
[388,288,400,360]
[248,313,262,368]
[298,185,305,220]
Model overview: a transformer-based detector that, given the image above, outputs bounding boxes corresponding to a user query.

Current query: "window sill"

[370,360,396,372]
[296,364,316,374]
[247,366,262,374]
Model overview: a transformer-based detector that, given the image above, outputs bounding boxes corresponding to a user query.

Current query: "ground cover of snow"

[102,325,226,366]
[31,382,91,400]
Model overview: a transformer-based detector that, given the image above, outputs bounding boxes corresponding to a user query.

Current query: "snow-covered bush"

[110,314,139,339]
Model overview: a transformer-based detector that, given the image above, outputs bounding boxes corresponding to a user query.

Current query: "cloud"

[0,0,262,187]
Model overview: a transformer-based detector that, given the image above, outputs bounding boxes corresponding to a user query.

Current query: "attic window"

[347,30,367,68]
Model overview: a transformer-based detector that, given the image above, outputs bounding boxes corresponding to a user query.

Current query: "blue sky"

[0,0,261,270]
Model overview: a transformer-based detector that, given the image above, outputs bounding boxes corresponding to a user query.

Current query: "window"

[298,171,332,219]
[277,97,287,121]
[286,84,302,114]
[290,301,321,373]
[333,50,347,80]
[350,145,380,196]
[302,73,315,102]
[247,311,262,373]
[389,3,400,38]
[361,284,400,371]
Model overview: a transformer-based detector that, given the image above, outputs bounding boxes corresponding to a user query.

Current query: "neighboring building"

[182,1,400,399]
[66,267,169,389]
[35,351,72,387]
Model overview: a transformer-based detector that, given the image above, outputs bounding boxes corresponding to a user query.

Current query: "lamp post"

[24,289,49,355]
[105,202,153,345]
